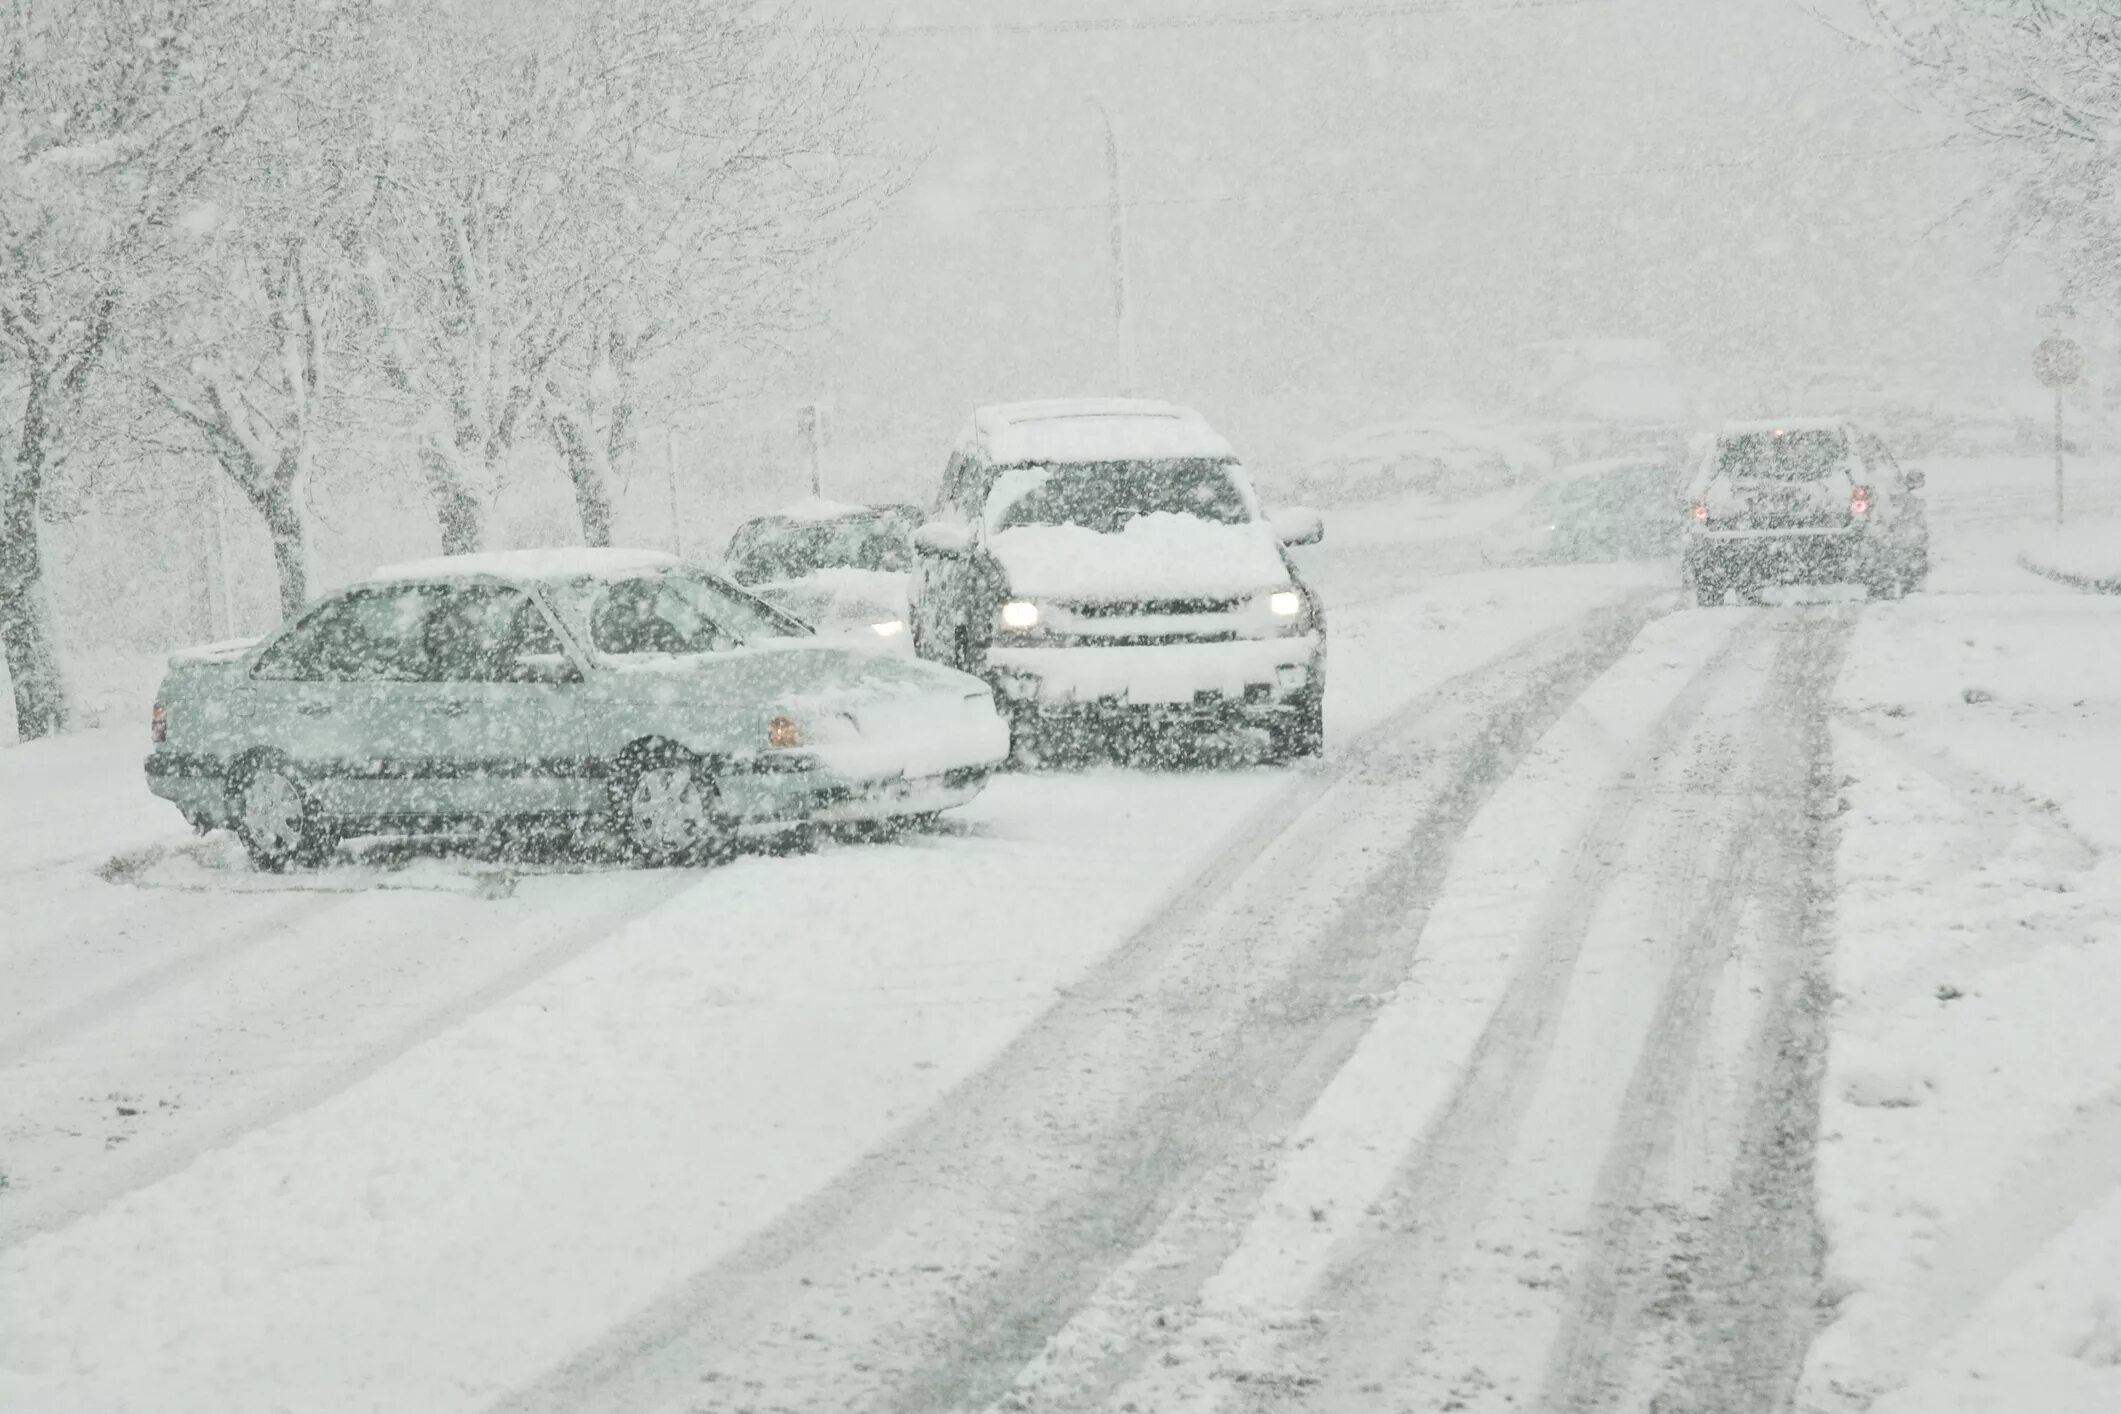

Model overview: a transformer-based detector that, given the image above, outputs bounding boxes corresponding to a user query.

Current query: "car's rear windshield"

[989,459,1248,533]
[548,570,808,657]
[725,515,911,582]
[1715,430,1846,482]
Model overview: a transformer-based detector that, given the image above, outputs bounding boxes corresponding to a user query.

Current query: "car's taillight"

[1850,484,1871,516]
[151,704,167,744]
[1692,500,1709,523]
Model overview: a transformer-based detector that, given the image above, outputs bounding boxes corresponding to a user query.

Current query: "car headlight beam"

[870,618,906,638]
[1268,589,1305,618]
[1000,600,1041,630]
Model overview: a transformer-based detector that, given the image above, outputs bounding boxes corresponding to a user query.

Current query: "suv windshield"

[990,459,1249,533]
[725,515,912,582]
[549,570,806,656]
[1715,429,1846,482]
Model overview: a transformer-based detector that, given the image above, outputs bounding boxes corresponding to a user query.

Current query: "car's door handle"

[441,700,473,717]
[295,701,333,717]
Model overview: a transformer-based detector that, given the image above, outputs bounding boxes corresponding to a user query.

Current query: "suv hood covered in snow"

[988,513,1289,602]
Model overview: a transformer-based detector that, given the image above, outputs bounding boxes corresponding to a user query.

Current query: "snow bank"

[2017,520,2121,592]
[1803,591,2121,1414]
[1275,418,1554,507]
[988,512,1289,600]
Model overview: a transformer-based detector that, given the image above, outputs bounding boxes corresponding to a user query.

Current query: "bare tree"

[140,3,379,619]
[0,0,254,739]
[1827,2,2121,305]
[535,1,896,546]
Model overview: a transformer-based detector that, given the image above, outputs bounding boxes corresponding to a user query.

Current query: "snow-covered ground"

[1802,589,2121,1411]
[2016,517,2121,590]
[0,535,1658,1412]
[5,452,2117,1414]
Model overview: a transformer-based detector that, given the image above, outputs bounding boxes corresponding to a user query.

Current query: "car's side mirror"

[1904,468,1927,490]
[913,520,973,558]
[1269,506,1325,546]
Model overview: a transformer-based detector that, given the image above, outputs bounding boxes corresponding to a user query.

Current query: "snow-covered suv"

[1683,418,1929,605]
[908,399,1327,762]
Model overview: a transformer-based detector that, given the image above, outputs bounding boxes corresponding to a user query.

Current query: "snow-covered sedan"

[723,499,920,650]
[908,399,1326,762]
[145,549,1010,869]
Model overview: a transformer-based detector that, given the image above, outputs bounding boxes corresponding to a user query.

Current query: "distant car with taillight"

[144,548,1008,870]
[1682,418,1928,605]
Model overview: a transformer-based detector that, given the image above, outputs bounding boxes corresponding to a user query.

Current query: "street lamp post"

[1085,93,1135,395]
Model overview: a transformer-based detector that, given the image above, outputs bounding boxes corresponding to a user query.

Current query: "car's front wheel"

[610,744,732,866]
[230,756,335,872]
[1264,694,1325,764]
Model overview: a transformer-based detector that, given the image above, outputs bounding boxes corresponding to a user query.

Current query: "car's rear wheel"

[230,757,335,872]
[611,744,731,866]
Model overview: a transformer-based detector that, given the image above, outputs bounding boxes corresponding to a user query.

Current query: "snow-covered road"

[3,457,2115,1413]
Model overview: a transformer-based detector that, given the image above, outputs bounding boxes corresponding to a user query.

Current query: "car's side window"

[254,588,437,682]
[422,587,567,683]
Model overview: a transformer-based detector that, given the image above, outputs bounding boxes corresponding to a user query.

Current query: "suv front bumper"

[987,632,1323,721]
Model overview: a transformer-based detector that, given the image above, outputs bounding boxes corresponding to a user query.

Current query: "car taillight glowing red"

[1850,484,1871,516]
[151,704,167,744]
[1692,500,1709,523]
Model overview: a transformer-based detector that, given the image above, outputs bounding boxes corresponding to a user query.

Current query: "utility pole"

[664,427,682,557]
[1086,93,1135,396]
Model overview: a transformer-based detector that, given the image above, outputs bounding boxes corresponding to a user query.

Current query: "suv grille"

[1065,595,1246,618]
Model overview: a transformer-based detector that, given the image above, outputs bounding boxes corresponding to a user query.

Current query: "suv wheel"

[1264,694,1325,764]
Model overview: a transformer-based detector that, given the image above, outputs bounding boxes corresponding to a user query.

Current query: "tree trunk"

[550,409,614,548]
[256,478,316,619]
[418,440,484,555]
[0,390,70,740]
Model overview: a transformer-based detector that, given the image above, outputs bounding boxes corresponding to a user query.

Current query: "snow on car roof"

[1719,416,1850,436]
[770,497,885,523]
[964,398,1236,466]
[369,547,681,584]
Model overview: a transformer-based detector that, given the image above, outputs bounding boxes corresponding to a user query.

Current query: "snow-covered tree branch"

[1,0,258,739]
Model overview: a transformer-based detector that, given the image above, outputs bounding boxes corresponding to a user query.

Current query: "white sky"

[797,0,2046,473]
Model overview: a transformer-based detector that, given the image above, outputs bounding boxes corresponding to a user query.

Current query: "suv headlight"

[999,600,1041,629]
[1268,589,1304,618]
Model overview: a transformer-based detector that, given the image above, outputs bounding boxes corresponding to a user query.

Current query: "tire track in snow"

[1212,610,1772,1414]
[0,870,705,1249]
[1541,608,1854,1414]
[491,592,1674,1414]
[0,889,353,1070]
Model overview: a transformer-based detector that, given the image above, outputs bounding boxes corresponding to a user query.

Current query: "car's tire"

[229,756,335,872]
[1264,694,1325,764]
[609,743,732,866]
[1864,563,1905,601]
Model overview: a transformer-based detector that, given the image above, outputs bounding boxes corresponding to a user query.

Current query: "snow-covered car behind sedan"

[1682,418,1929,605]
[144,548,1009,869]
[908,399,1327,763]
[723,499,919,650]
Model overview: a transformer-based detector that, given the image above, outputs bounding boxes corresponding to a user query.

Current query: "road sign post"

[2033,335,2084,528]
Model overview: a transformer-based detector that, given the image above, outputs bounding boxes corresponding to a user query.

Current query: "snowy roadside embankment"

[2015,518,2121,594]
[1803,591,2121,1414]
